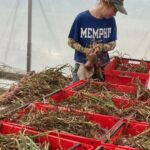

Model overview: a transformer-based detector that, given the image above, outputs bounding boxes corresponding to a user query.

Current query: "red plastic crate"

[97,143,136,150]
[51,80,146,109]
[0,121,136,150]
[0,121,93,150]
[11,102,123,145]
[34,102,119,129]
[123,120,149,136]
[8,103,138,150]
[51,80,87,102]
[104,58,150,87]
[8,101,148,150]
[110,118,150,149]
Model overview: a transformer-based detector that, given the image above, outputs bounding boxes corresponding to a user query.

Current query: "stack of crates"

[50,78,150,150]
[0,57,150,150]
[45,56,150,150]
[104,57,150,87]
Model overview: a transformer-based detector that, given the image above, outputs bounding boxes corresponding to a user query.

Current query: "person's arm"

[68,38,116,54]
[102,41,116,52]
[68,38,89,55]
[93,41,116,53]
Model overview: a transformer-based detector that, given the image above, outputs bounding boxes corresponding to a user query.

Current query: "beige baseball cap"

[108,0,127,15]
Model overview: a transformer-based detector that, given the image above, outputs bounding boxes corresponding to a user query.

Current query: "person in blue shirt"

[68,0,127,82]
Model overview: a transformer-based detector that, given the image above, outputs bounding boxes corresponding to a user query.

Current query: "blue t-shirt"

[68,10,117,64]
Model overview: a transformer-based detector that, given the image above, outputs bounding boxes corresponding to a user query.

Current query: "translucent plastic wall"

[0,0,150,71]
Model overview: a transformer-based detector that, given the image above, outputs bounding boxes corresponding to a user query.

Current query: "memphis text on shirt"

[80,27,112,39]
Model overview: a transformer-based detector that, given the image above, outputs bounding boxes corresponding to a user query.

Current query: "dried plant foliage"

[14,109,108,139]
[115,56,148,73]
[0,132,49,150]
[117,127,150,150]
[0,64,71,115]
[50,81,150,122]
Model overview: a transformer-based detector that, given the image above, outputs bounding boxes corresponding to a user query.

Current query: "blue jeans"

[72,63,80,83]
[99,52,110,65]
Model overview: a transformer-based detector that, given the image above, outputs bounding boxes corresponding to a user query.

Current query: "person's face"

[102,4,118,19]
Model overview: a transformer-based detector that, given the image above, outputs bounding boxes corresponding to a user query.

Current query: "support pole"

[27,0,32,72]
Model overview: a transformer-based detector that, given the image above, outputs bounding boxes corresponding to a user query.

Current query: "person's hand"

[85,48,97,69]
[93,43,103,55]
[85,48,95,56]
